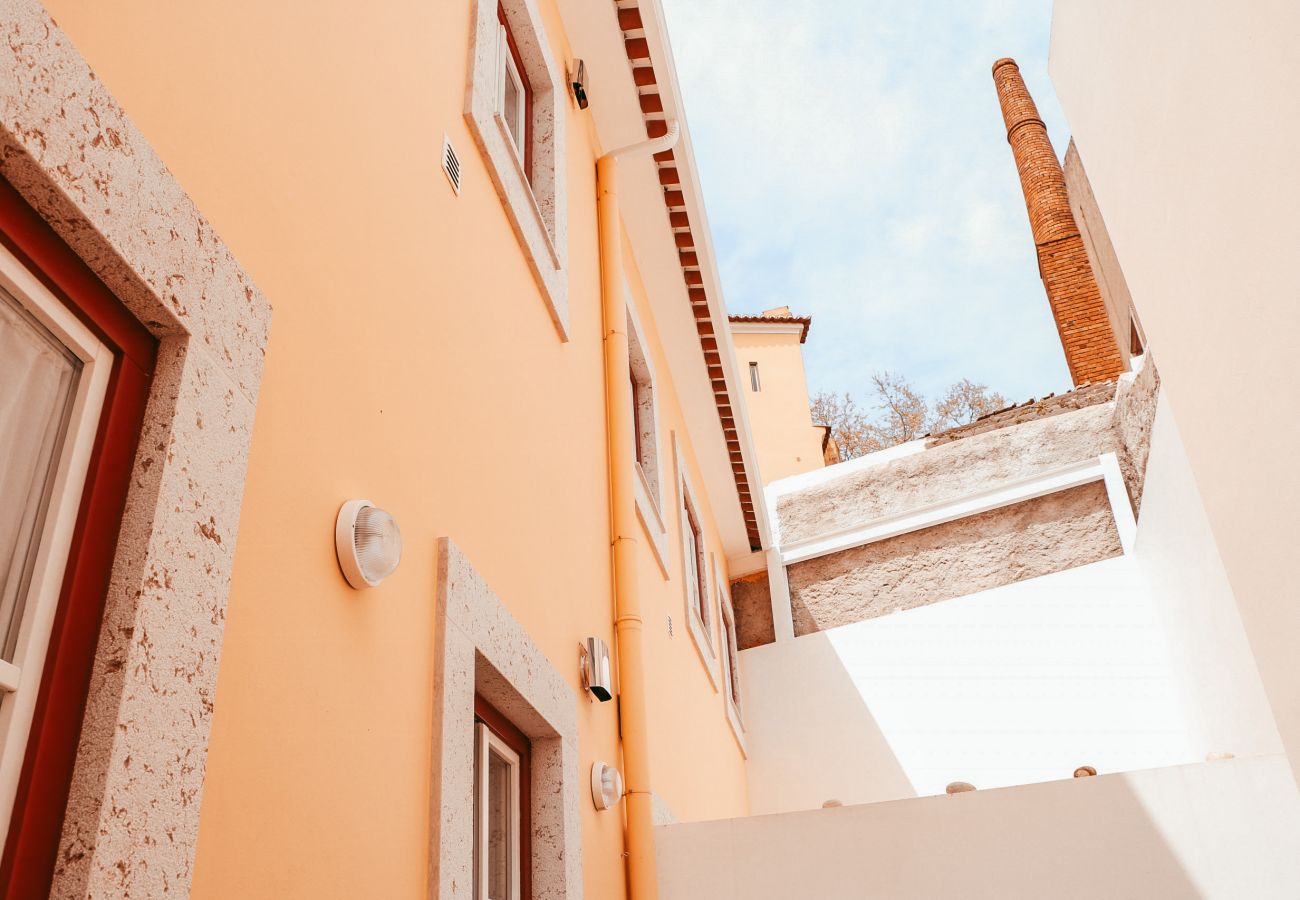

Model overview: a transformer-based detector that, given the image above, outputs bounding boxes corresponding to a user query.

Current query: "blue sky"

[659,0,1074,403]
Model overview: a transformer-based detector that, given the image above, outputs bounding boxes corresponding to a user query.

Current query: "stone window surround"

[465,0,570,340]
[627,292,669,577]
[0,5,272,897]
[675,435,719,690]
[431,538,582,900]
[716,574,747,756]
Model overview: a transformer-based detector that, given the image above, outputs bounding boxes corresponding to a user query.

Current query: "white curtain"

[0,291,79,662]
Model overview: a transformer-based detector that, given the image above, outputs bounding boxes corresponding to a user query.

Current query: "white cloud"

[660,0,1076,402]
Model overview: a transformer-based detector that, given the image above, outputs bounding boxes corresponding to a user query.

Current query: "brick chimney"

[992,58,1124,385]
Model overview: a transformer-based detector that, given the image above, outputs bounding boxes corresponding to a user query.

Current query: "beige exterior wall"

[730,328,825,484]
[38,0,749,896]
[1050,0,1300,787]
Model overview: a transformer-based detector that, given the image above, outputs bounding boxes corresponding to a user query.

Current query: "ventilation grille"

[442,135,461,194]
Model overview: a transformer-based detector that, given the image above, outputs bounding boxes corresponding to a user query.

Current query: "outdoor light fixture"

[570,59,589,109]
[335,499,402,589]
[591,761,623,810]
[580,636,613,701]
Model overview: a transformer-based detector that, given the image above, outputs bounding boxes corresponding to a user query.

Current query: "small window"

[475,695,531,900]
[626,306,660,505]
[496,4,532,181]
[683,496,708,631]
[748,361,761,392]
[630,364,645,468]
[1129,317,1144,356]
[720,593,742,714]
[467,0,569,334]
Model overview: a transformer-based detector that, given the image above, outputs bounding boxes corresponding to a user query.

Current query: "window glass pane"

[0,288,80,663]
[487,745,512,900]
[502,61,523,153]
[683,517,699,616]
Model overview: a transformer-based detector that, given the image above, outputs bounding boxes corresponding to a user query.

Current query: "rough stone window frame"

[465,0,570,340]
[716,572,747,755]
[431,538,582,900]
[0,6,272,896]
[627,295,669,576]
[675,436,719,690]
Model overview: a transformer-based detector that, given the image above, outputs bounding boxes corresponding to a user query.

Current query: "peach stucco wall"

[40,0,748,897]
[1050,0,1300,789]
[731,330,825,484]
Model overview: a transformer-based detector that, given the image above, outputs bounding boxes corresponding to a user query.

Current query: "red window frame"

[0,177,157,899]
[475,694,532,900]
[685,499,707,624]
[497,2,534,183]
[630,364,645,468]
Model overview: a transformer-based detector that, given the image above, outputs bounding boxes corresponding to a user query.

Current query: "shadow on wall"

[742,554,1198,812]
[739,631,916,813]
[657,755,1300,899]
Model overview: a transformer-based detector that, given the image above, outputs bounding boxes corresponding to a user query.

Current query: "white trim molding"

[465,0,570,339]
[716,573,747,757]
[430,538,582,900]
[0,242,112,839]
[778,454,1136,567]
[634,462,670,578]
[674,434,719,689]
[727,321,805,338]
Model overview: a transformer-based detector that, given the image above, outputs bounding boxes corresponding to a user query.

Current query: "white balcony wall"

[740,399,1281,814]
[657,755,1300,900]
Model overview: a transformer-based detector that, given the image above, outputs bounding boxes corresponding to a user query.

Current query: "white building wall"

[658,755,1300,900]
[1133,396,1284,761]
[1050,0,1300,786]
[742,555,1194,813]
[740,397,1282,814]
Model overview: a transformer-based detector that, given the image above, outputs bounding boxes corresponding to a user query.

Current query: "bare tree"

[810,391,880,460]
[930,378,1010,434]
[811,373,1008,462]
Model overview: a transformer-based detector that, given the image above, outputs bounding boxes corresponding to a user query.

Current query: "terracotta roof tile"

[924,380,1117,447]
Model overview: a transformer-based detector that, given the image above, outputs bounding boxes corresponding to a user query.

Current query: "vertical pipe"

[597,152,659,900]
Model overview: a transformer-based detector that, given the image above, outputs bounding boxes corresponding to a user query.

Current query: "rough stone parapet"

[729,571,775,650]
[1114,354,1161,514]
[927,381,1117,447]
[765,357,1163,639]
[787,482,1121,635]
[777,400,1117,547]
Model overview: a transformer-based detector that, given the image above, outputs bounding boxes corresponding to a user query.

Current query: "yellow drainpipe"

[597,119,680,900]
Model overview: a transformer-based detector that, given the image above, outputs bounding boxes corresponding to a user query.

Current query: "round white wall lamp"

[335,499,402,589]
[590,761,624,811]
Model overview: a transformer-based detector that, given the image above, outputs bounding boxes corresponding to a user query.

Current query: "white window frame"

[0,239,112,839]
[717,573,747,755]
[475,721,522,900]
[749,360,761,392]
[675,437,719,689]
[466,0,570,339]
[496,23,528,166]
[626,296,669,577]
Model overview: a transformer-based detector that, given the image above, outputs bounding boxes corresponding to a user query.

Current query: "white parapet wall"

[741,554,1195,811]
[738,390,1282,815]
[656,755,1300,900]
[1133,395,1284,761]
